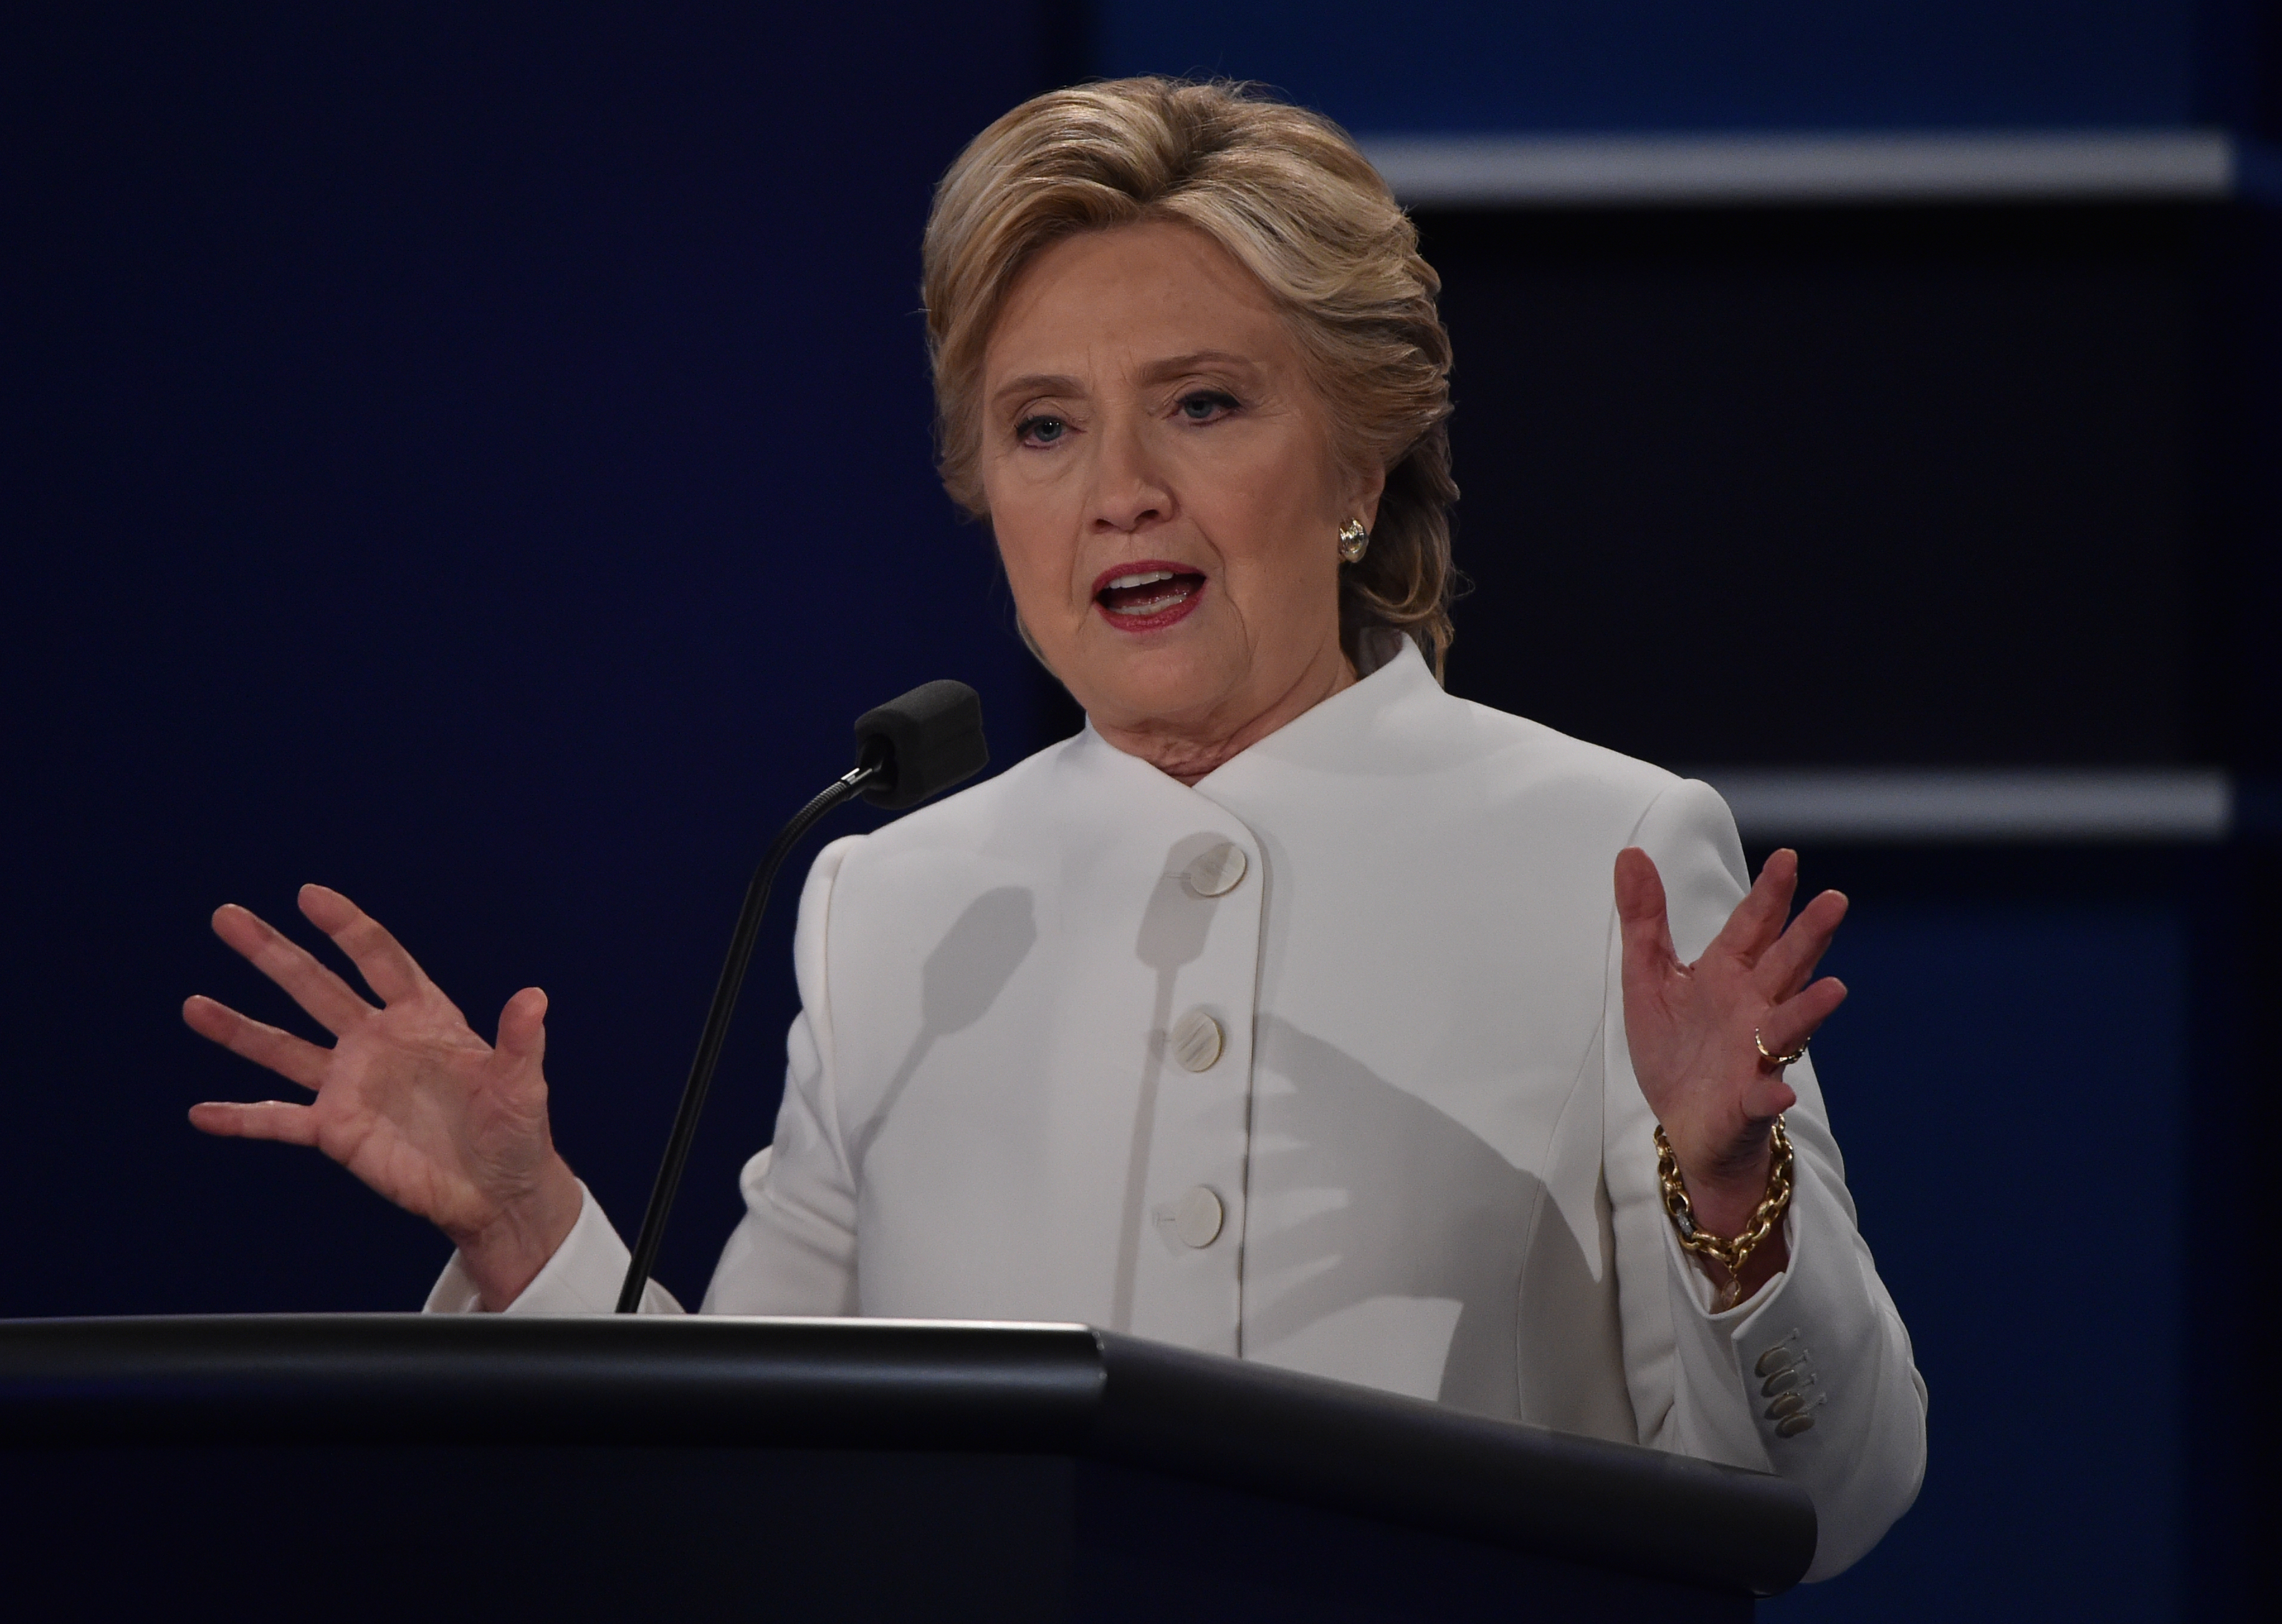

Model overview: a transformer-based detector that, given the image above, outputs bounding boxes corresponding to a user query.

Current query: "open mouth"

[1094,562,1207,630]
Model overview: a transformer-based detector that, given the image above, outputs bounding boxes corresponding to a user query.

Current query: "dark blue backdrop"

[1095,0,2224,131]
[5,4,1059,1314]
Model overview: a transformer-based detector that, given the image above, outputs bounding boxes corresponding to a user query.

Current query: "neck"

[1090,637,1358,785]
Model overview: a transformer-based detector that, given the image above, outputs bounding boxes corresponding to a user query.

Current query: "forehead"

[984,220,1290,378]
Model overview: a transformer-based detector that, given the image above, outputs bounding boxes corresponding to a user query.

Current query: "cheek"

[1205,436,1342,573]
[982,474,1078,620]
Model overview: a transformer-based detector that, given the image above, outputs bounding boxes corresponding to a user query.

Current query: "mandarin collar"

[1064,637,1436,801]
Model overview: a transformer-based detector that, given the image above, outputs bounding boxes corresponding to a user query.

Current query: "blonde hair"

[922,77,1458,675]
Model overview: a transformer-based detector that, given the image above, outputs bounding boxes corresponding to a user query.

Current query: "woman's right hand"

[184,883,583,1310]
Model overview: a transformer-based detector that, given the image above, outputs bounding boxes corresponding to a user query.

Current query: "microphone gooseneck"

[615,682,989,1313]
[613,764,877,1312]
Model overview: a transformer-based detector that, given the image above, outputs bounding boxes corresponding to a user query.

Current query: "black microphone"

[615,680,988,1312]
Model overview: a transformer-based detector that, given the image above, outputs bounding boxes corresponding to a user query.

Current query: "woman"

[185,79,1924,1577]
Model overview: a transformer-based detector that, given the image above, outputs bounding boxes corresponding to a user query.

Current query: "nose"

[1087,411,1171,536]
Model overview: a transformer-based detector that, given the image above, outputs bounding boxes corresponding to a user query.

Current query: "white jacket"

[432,640,1926,1578]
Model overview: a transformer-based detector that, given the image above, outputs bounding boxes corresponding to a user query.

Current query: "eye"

[1015,414,1068,447]
[1176,390,1238,424]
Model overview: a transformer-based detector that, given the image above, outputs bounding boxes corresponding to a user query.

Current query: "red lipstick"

[1092,560,1207,632]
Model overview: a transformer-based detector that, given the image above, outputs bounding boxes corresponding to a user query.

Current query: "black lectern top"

[0,1313,1814,1596]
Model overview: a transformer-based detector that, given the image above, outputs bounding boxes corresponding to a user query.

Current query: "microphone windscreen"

[853,680,989,809]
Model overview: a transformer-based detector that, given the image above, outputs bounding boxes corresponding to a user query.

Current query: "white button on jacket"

[1170,1009,1224,1072]
[1171,1186,1224,1248]
[431,639,1927,1580]
[1183,840,1248,897]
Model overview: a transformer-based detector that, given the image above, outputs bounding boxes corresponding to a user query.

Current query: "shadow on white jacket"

[431,638,1927,1580]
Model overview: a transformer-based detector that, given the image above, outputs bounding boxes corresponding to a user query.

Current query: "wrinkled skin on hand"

[185,884,582,1309]
[1615,847,1849,1301]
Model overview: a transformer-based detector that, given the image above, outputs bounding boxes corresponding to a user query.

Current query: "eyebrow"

[1140,350,1261,382]
[992,373,1083,407]
[989,351,1266,409]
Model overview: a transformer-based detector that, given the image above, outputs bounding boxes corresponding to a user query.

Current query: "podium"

[0,1315,1812,1620]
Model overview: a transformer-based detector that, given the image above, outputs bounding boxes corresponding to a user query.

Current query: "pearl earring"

[1338,519,1371,563]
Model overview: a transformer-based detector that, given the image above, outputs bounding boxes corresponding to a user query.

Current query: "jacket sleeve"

[1601,777,1927,1581]
[700,834,863,1314]
[422,835,867,1318]
[422,1179,681,1314]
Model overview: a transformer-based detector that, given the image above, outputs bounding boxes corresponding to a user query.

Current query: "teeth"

[1106,569,1176,591]
[1104,584,1193,615]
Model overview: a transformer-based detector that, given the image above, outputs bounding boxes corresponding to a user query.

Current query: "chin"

[1065,637,1237,730]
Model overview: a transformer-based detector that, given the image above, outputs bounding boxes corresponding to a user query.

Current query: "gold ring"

[1755,1028,1808,1067]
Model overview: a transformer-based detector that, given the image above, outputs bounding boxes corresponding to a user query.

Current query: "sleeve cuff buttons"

[1755,1334,1824,1437]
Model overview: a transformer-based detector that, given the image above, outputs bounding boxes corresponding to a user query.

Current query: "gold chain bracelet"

[1655,1117,1794,1312]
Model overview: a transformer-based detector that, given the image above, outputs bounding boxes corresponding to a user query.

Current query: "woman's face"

[978,221,1380,742]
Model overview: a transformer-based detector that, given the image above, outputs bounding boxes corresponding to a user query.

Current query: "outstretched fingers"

[495,987,548,1065]
[1757,887,1849,1000]
[211,903,373,1035]
[299,884,428,1006]
[182,995,330,1090]
[1758,975,1849,1062]
[1708,848,1801,964]
[1739,1066,1803,1123]
[1614,847,1679,984]
[186,1098,321,1145]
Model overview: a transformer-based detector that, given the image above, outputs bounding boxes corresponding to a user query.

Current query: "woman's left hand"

[1615,847,1847,1288]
